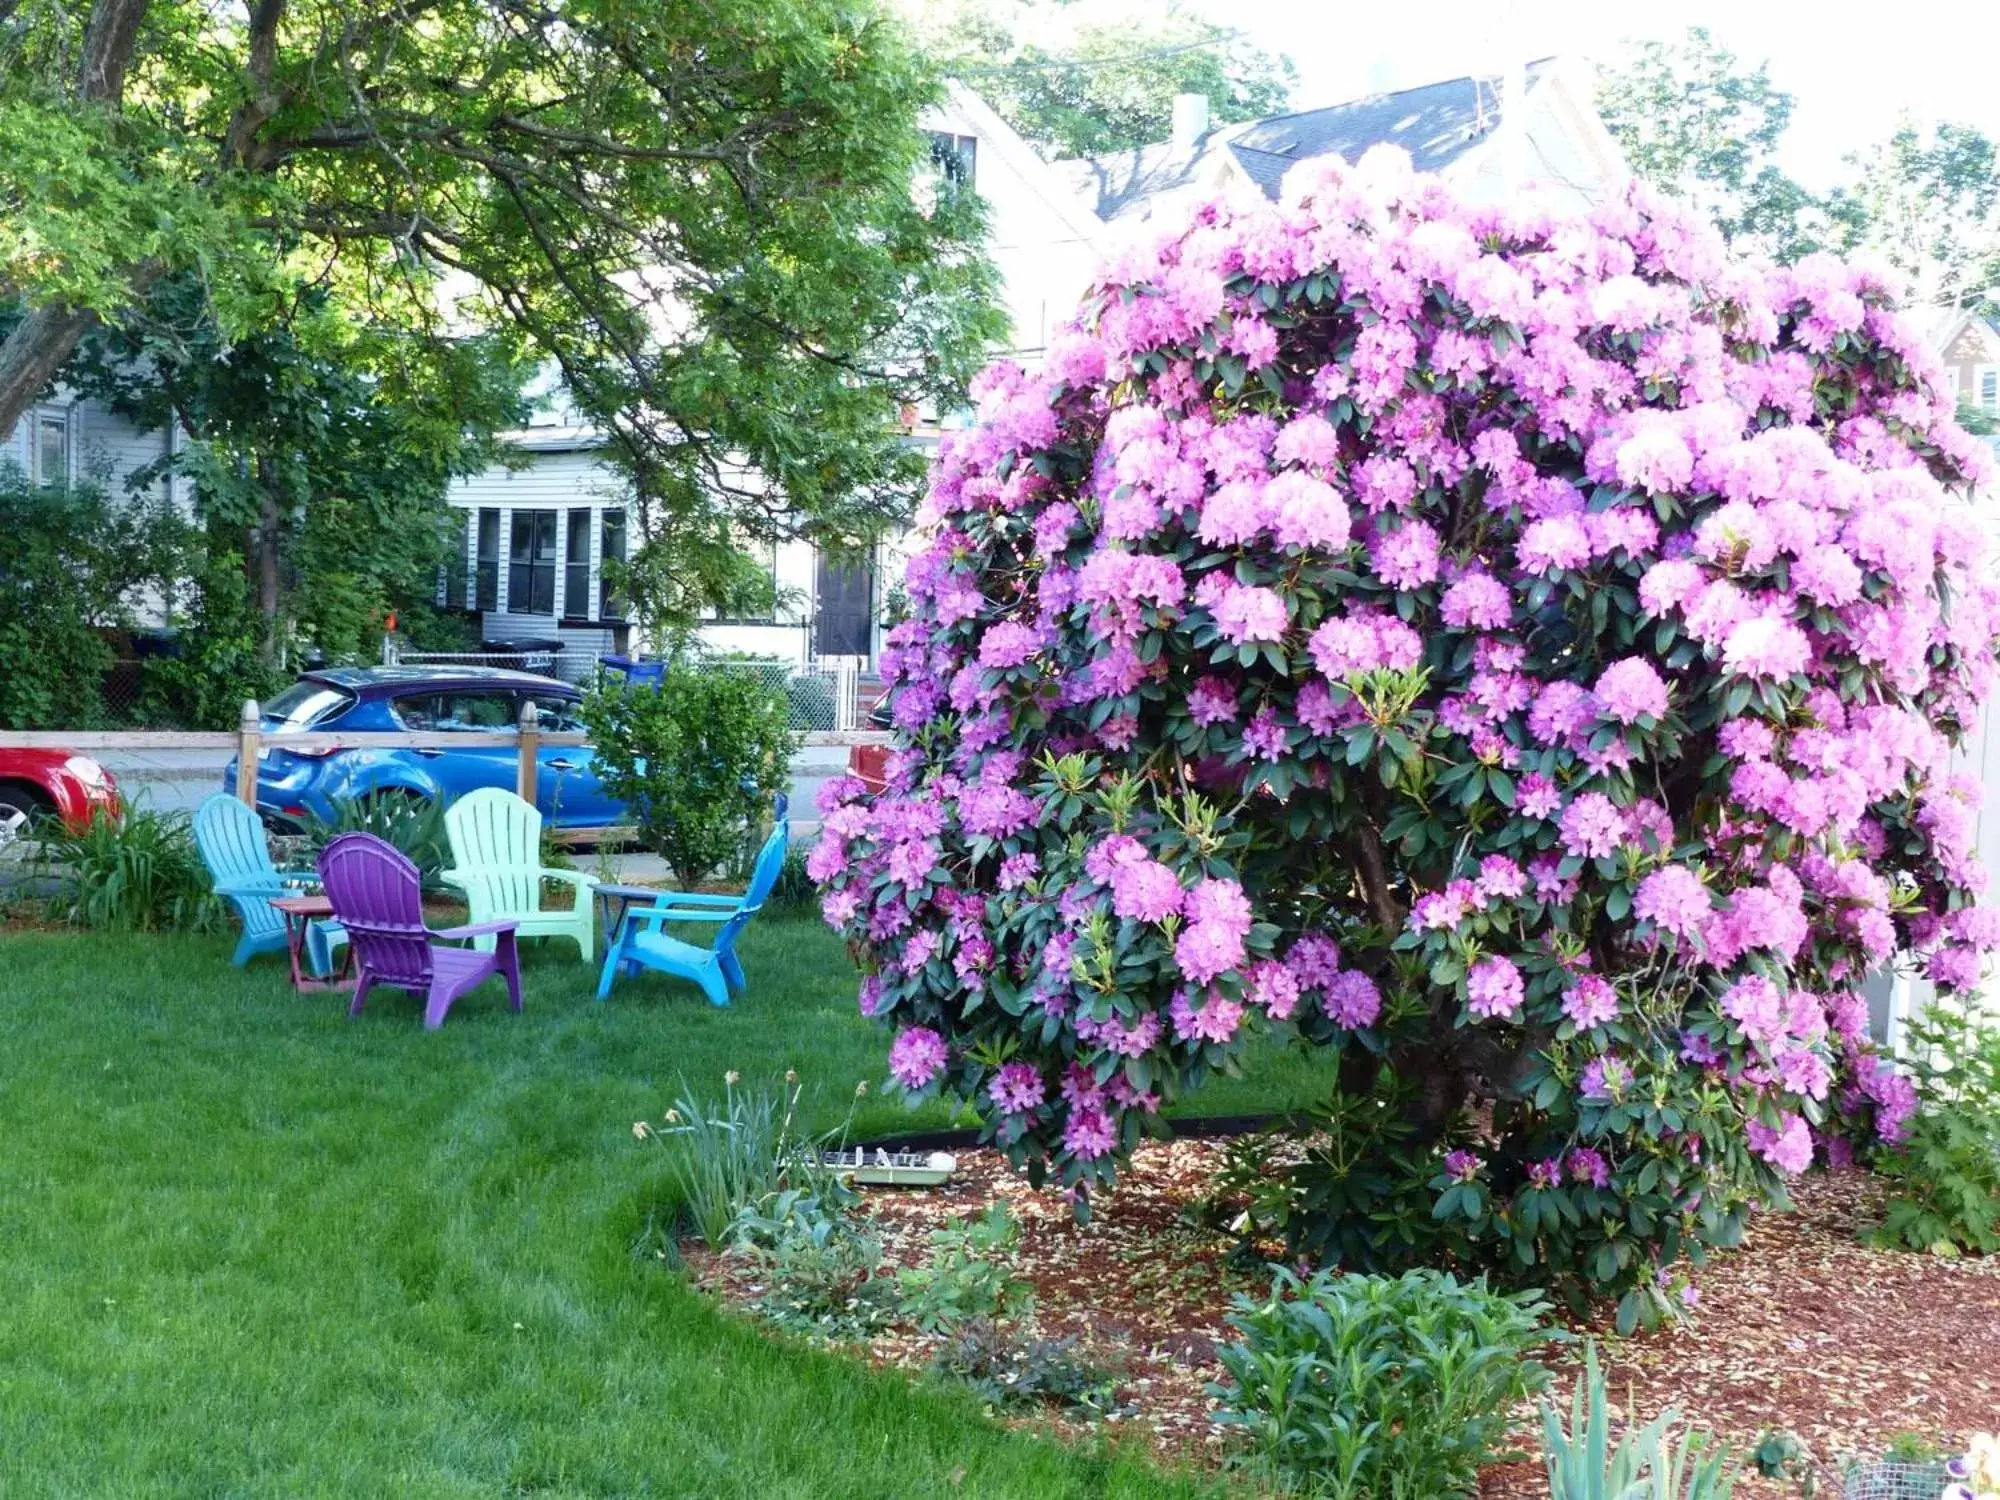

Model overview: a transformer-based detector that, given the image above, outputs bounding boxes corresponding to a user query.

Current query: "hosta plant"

[814,146,2000,1313]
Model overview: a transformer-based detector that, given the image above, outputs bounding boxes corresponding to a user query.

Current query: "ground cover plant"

[815,147,2000,1323]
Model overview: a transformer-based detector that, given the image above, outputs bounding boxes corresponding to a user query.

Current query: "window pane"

[600,510,627,620]
[263,682,355,729]
[508,510,557,615]
[37,416,66,487]
[438,693,518,730]
[564,509,592,619]
[476,509,500,611]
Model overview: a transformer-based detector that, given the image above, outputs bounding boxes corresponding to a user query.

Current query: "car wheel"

[0,785,51,849]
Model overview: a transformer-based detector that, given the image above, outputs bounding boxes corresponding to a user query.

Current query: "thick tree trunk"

[0,0,154,436]
[0,306,101,435]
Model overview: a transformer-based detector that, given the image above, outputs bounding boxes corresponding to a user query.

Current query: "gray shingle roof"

[1062,61,1555,223]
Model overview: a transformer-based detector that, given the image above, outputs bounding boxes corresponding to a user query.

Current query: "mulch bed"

[687,1140,2000,1495]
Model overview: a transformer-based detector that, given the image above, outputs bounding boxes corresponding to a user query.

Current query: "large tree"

[68,277,526,676]
[1594,27,1826,262]
[906,0,1294,159]
[1825,121,2000,308]
[0,0,1003,627]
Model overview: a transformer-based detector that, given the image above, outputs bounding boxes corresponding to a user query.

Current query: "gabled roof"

[1062,60,1557,224]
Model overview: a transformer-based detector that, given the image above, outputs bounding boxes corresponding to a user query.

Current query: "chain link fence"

[383,645,861,732]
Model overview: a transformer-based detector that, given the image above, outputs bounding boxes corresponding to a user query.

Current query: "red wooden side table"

[269,894,355,992]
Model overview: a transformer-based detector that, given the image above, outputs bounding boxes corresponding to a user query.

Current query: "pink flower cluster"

[817,149,2000,1252]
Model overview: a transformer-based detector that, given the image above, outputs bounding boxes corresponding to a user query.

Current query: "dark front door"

[814,553,874,657]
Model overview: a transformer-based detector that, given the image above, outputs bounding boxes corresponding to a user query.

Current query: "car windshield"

[262,680,355,730]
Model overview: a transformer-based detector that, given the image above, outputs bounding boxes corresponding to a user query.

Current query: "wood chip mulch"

[686,1141,2000,1496]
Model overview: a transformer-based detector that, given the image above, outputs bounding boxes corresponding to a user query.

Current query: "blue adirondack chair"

[596,819,789,1006]
[193,794,346,975]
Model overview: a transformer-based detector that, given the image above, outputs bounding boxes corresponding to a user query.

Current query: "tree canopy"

[906,0,1294,159]
[0,0,1005,628]
[1598,26,2000,310]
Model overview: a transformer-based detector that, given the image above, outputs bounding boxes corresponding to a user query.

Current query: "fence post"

[516,700,540,806]
[237,700,261,810]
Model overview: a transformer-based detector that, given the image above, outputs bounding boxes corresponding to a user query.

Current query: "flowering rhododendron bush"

[814,148,2000,1315]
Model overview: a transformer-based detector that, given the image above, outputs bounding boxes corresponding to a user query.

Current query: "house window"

[475,508,501,611]
[1982,368,1998,410]
[563,508,593,620]
[508,509,558,615]
[600,510,626,621]
[926,131,977,191]
[33,410,69,488]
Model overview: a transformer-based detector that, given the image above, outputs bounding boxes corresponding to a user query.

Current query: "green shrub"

[1541,1344,1739,1499]
[1867,998,2000,1257]
[135,548,285,730]
[894,1203,1034,1333]
[930,1321,1122,1416]
[768,843,816,912]
[1212,1267,1557,1498]
[38,804,221,933]
[303,794,451,890]
[0,477,180,729]
[580,658,795,888]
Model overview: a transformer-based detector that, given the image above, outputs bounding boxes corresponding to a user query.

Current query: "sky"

[1194,0,2000,191]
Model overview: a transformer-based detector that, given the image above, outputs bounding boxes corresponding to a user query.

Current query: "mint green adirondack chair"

[440,788,595,962]
[194,793,346,976]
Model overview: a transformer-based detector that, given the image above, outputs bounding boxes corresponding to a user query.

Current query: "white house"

[0,390,185,505]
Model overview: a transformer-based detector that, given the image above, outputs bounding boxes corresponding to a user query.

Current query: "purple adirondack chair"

[315,832,522,1031]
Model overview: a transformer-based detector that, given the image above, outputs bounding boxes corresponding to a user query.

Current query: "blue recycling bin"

[599,654,666,688]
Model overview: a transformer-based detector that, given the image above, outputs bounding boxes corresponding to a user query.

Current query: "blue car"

[223,666,625,832]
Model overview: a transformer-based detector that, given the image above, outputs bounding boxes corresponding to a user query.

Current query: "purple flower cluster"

[814,149,2000,1285]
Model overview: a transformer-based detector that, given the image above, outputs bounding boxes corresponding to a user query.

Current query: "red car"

[0,749,122,846]
[850,700,893,794]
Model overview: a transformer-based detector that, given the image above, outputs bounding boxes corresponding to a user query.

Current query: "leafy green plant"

[1211,1267,1558,1498]
[639,1073,818,1250]
[728,1185,895,1340]
[930,1320,1122,1416]
[133,547,286,730]
[0,475,182,730]
[580,659,795,888]
[37,804,221,934]
[768,844,817,913]
[894,1203,1034,1333]
[1864,998,2000,1258]
[1541,1343,1739,1499]
[303,794,452,890]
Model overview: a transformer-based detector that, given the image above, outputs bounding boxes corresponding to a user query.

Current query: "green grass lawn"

[0,914,1329,1498]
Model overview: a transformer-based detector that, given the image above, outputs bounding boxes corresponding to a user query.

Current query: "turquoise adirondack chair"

[440,788,595,962]
[194,794,346,975]
[596,820,789,1006]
